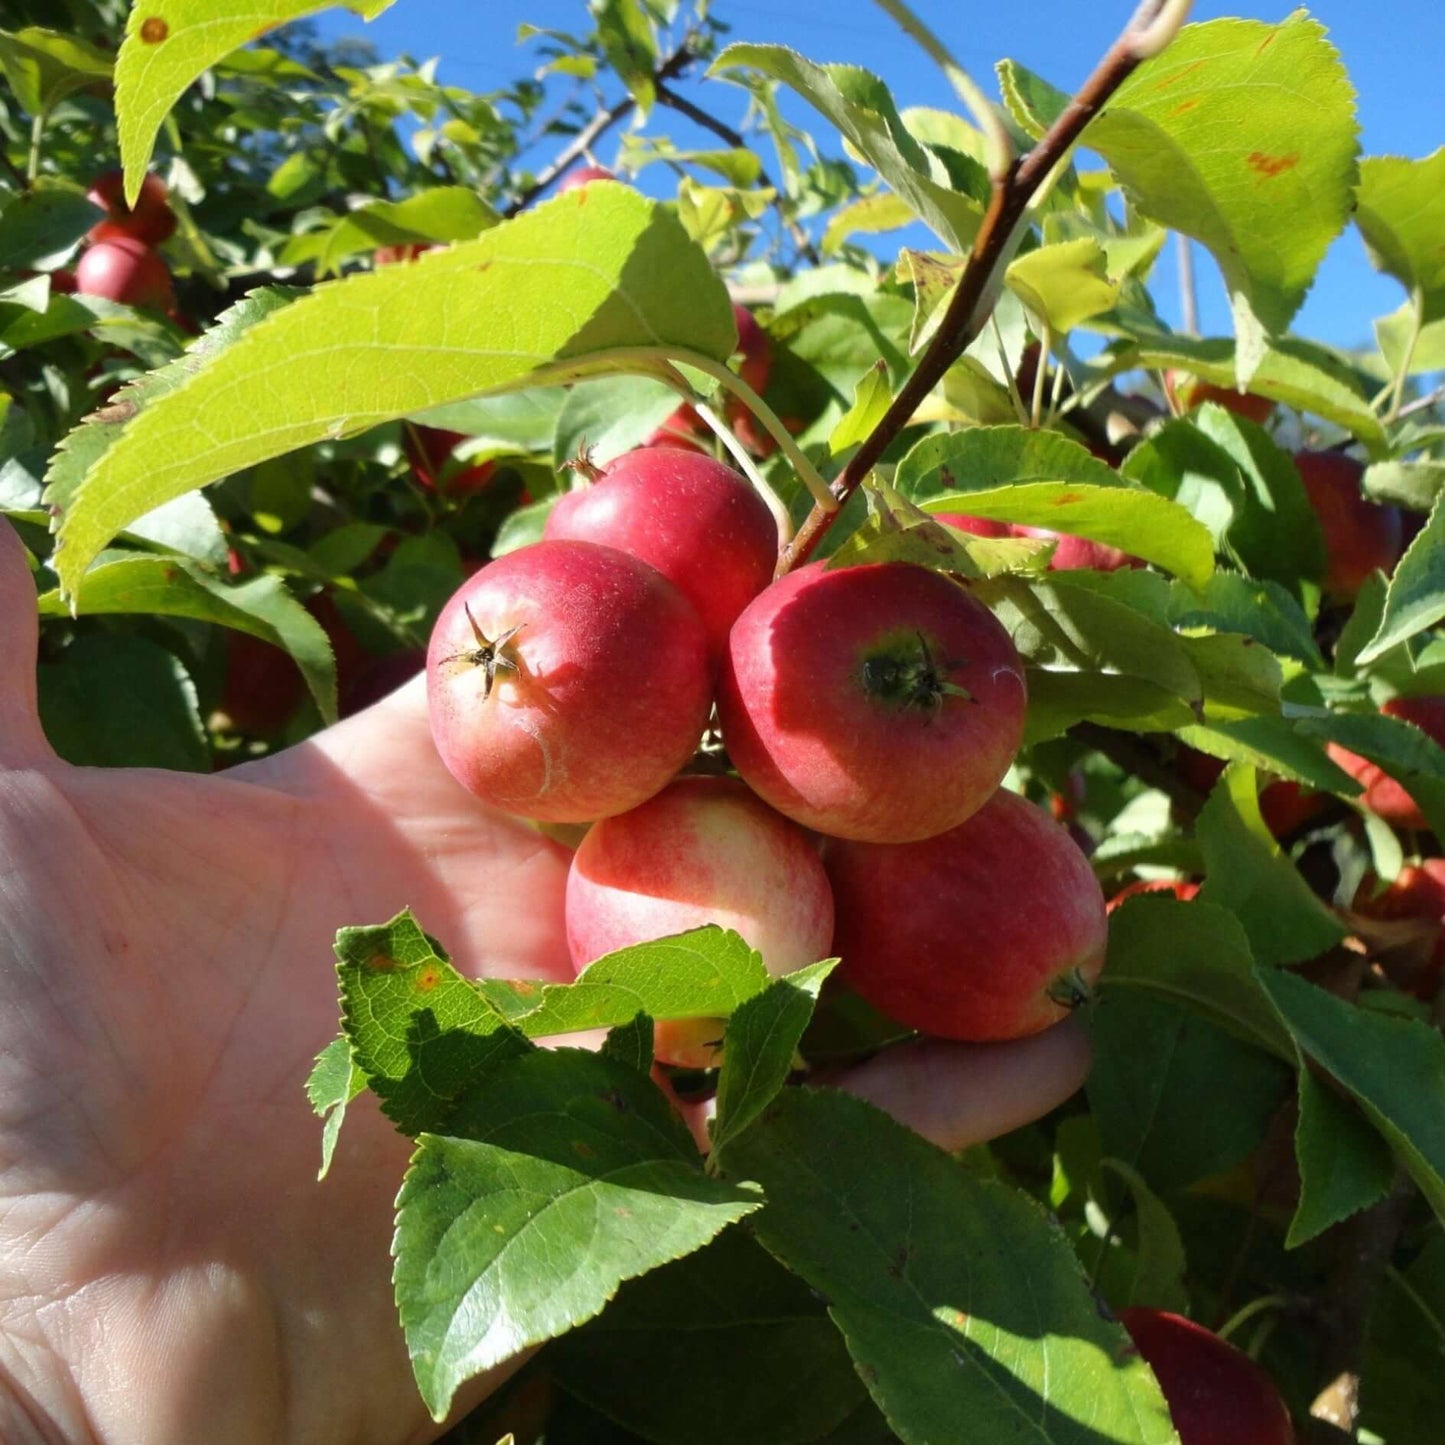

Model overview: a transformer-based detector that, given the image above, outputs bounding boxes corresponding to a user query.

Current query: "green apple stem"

[1215,1293,1290,1345]
[992,315,1032,426]
[689,395,796,549]
[775,0,1191,577]
[1030,323,1052,429]
[1383,290,1425,423]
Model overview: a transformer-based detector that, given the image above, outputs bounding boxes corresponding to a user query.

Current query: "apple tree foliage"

[4,0,1445,1439]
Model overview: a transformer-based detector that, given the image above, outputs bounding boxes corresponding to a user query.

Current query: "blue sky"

[317,0,1444,352]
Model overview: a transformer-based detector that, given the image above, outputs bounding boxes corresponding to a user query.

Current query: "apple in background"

[1292,451,1402,600]
[75,236,175,310]
[339,649,426,718]
[1108,878,1201,912]
[404,425,497,497]
[565,776,835,1066]
[717,561,1027,843]
[1352,860,1445,999]
[543,447,777,661]
[1119,1308,1296,1445]
[218,631,307,736]
[1327,695,1445,832]
[1175,747,1326,839]
[375,242,437,265]
[935,512,1012,539]
[1164,370,1274,425]
[647,302,772,450]
[49,269,78,295]
[1011,524,1137,573]
[86,168,176,246]
[825,787,1108,1041]
[557,164,617,193]
[426,540,712,823]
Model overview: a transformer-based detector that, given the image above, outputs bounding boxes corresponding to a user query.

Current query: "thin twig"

[505,45,696,215]
[1176,233,1198,336]
[1071,723,1207,819]
[1394,380,1445,424]
[775,0,1192,577]
[654,81,820,265]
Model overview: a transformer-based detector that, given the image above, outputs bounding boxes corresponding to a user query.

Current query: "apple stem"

[1214,1293,1290,1346]
[1030,322,1052,430]
[688,395,796,549]
[774,2,1186,577]
[992,316,1032,427]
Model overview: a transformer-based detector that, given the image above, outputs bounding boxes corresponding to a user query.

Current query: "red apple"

[426,540,712,822]
[1164,370,1274,425]
[935,513,1012,539]
[1119,1308,1296,1445]
[824,788,1107,1041]
[1352,860,1445,998]
[1175,747,1325,838]
[74,237,175,311]
[218,632,307,735]
[1010,525,1137,572]
[557,164,617,193]
[1327,695,1445,832]
[1108,878,1201,912]
[543,447,777,661]
[566,776,836,1065]
[86,169,176,246]
[718,561,1026,843]
[1293,451,1402,600]
[49,268,78,296]
[404,425,496,497]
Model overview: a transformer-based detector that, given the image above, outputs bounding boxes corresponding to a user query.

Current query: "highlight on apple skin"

[426,539,713,823]
[824,787,1108,1042]
[717,560,1028,844]
[565,775,835,1065]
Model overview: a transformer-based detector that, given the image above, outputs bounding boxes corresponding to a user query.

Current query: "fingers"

[825,1019,1092,1153]
[0,518,52,767]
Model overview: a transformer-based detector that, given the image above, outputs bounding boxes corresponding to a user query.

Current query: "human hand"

[0,518,1089,1445]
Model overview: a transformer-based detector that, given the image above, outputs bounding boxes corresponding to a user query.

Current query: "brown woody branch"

[775,0,1187,577]
[505,44,696,216]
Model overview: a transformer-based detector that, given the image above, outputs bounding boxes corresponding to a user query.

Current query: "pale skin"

[0,517,1090,1444]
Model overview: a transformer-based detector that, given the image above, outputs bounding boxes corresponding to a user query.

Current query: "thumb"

[0,517,53,766]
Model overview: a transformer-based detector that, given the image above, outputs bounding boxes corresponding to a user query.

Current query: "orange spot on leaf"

[414,966,441,992]
[1255,32,1278,56]
[1051,491,1084,506]
[366,953,396,972]
[1171,99,1200,117]
[1247,151,1299,179]
[139,16,168,42]
[1152,58,1205,90]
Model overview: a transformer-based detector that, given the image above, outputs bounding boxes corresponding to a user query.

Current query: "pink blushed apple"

[716,561,1027,843]
[426,540,712,822]
[566,776,836,1066]
[824,787,1107,1041]
[544,447,777,660]
[1327,695,1445,832]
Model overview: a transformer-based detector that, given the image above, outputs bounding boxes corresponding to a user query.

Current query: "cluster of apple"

[424,440,1110,1063]
[66,170,180,314]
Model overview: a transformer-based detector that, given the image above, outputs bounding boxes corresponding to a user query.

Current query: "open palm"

[0,519,1089,1445]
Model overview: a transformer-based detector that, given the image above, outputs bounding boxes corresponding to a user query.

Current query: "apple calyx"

[444,605,523,700]
[562,446,603,485]
[860,631,973,717]
[1045,966,1094,1011]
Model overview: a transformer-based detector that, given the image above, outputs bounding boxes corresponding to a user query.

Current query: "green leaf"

[0,25,111,117]
[1170,572,1322,668]
[711,961,835,1156]
[1101,897,1294,1060]
[36,633,206,771]
[1289,1071,1395,1247]
[897,426,1215,586]
[546,1226,870,1445]
[477,927,772,1040]
[1196,764,1345,966]
[1005,239,1120,336]
[1098,335,1384,446]
[305,1037,366,1181]
[1081,14,1358,369]
[1259,969,1445,1226]
[1121,410,1326,593]
[115,1,395,193]
[829,361,892,455]
[1092,1160,1189,1313]
[1376,297,1445,378]
[996,58,1069,141]
[1355,149,1445,305]
[714,1089,1176,1445]
[600,1013,655,1076]
[395,1050,761,1419]
[414,387,568,454]
[553,373,680,469]
[823,191,916,257]
[0,182,101,270]
[311,187,498,274]
[711,46,985,253]
[1357,493,1445,663]
[1088,990,1292,1193]
[49,190,735,595]
[590,0,658,116]
[1364,459,1445,513]
[1176,718,1356,796]
[36,556,338,724]
[334,910,528,1136]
